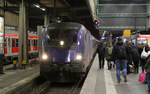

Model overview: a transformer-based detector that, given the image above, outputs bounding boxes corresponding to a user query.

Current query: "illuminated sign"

[123,29,131,37]
[138,35,150,38]
[0,17,4,54]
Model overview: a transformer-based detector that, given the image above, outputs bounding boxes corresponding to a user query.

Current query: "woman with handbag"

[141,44,150,72]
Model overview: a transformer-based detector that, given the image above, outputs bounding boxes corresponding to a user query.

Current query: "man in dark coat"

[125,41,133,74]
[145,55,150,94]
[130,45,140,73]
[97,42,105,69]
[112,38,128,83]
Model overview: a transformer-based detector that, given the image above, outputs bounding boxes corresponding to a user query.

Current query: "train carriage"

[4,31,38,62]
[39,22,98,82]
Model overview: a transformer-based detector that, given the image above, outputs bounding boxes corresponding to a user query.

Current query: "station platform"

[80,55,148,94]
[0,64,39,94]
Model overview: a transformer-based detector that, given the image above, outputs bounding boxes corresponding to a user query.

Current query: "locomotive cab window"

[46,27,78,48]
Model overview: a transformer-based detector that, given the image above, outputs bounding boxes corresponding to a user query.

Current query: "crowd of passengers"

[97,37,150,94]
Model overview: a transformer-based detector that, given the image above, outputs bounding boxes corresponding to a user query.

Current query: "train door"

[33,39,37,51]
[16,39,18,53]
[30,39,33,52]
[4,38,7,54]
[28,39,31,52]
[7,38,12,55]
[12,38,17,53]
[85,31,91,68]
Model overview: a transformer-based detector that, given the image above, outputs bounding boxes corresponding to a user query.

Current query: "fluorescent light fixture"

[33,4,40,8]
[41,8,46,11]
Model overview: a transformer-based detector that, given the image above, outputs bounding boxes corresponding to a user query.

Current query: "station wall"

[5,11,19,27]
[0,9,19,27]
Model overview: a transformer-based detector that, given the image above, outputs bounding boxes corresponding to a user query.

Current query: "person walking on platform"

[130,44,140,74]
[125,41,133,74]
[97,42,105,69]
[141,44,150,72]
[105,42,113,70]
[145,55,150,94]
[112,38,128,83]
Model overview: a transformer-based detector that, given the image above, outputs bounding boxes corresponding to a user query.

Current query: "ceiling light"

[33,4,40,8]
[41,8,46,11]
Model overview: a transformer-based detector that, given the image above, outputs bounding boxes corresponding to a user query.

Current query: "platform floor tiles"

[81,55,148,94]
[0,65,39,89]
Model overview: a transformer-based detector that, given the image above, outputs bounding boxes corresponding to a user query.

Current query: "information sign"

[123,29,131,37]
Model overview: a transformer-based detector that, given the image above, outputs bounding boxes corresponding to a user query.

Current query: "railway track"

[22,75,84,94]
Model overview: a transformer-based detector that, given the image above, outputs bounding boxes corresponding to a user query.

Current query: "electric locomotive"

[39,22,98,82]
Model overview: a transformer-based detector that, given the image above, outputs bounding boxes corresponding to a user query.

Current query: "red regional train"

[4,31,38,62]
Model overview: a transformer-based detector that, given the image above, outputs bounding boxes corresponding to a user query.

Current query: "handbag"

[138,72,146,83]
[141,47,149,59]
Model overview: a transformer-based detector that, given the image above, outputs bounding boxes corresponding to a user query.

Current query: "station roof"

[1,0,100,38]
[3,0,91,22]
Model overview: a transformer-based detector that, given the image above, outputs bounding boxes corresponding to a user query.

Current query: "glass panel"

[16,39,18,47]
[28,40,30,47]
[12,39,15,48]
[46,28,77,48]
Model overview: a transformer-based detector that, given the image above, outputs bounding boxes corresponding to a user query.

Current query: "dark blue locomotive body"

[39,22,98,82]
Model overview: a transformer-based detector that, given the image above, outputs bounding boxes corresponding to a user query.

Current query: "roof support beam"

[0,6,18,15]
[58,0,71,7]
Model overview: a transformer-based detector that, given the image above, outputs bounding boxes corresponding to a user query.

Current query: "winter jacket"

[97,44,105,58]
[130,46,140,61]
[105,46,113,61]
[112,41,127,60]
[145,56,150,73]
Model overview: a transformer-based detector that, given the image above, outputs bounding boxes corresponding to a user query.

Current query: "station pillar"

[147,0,150,31]
[18,0,28,68]
[0,0,6,74]
[44,14,49,27]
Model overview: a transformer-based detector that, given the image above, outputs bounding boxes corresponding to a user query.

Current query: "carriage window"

[28,40,30,46]
[4,38,7,47]
[12,38,15,48]
[35,40,37,46]
[16,39,18,47]
[85,32,88,41]
[34,40,36,46]
[8,38,10,47]
[32,40,34,46]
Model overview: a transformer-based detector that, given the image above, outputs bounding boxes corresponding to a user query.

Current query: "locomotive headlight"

[42,54,48,60]
[60,40,64,46]
[76,53,82,61]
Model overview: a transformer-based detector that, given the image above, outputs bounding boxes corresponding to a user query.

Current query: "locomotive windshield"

[46,27,78,48]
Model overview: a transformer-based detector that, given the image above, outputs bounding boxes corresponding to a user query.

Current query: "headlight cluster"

[60,40,64,46]
[42,53,48,60]
[76,53,82,61]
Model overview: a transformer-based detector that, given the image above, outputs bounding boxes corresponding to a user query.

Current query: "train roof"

[47,22,83,30]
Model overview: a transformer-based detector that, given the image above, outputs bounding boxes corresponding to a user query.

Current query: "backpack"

[107,47,113,55]
[117,45,127,59]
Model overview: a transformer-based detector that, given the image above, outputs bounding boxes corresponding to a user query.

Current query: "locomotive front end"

[40,23,84,82]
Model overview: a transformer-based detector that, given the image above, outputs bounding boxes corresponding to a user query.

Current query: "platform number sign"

[0,17,4,54]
